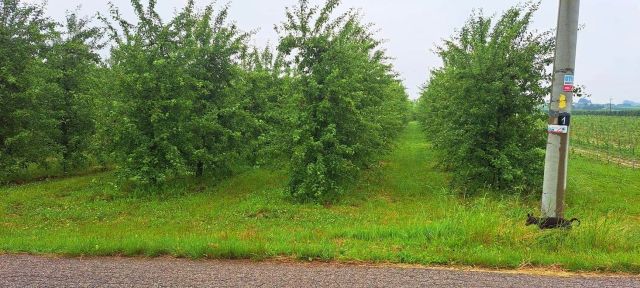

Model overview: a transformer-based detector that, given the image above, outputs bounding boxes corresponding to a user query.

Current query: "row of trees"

[0,0,409,202]
[416,3,554,194]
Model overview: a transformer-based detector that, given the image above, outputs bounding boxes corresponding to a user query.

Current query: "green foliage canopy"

[48,12,104,173]
[417,4,554,194]
[1,0,409,198]
[0,0,59,181]
[277,0,409,202]
[102,0,252,185]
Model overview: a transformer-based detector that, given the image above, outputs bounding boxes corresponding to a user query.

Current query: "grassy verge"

[1,122,639,272]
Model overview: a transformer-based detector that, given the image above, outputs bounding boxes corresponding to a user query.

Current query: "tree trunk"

[196,161,204,178]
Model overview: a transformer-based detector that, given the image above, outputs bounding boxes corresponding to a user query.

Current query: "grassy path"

[1,122,639,272]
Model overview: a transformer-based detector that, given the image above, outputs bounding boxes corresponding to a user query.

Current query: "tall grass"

[1,122,639,272]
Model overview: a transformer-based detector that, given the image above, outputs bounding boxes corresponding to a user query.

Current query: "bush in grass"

[277,0,410,202]
[417,4,554,194]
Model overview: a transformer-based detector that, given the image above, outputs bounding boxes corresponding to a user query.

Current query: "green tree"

[277,0,409,202]
[173,2,252,178]
[88,65,117,169]
[48,12,104,173]
[0,0,59,181]
[102,0,251,185]
[417,4,554,194]
[239,46,297,166]
[103,0,201,185]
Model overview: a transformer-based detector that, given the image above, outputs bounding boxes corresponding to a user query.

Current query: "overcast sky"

[30,0,640,103]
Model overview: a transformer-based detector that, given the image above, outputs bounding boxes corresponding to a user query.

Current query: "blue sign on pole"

[564,75,574,85]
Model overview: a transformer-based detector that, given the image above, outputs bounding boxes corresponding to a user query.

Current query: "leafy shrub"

[1,0,60,182]
[417,4,554,194]
[277,0,409,202]
[102,0,251,185]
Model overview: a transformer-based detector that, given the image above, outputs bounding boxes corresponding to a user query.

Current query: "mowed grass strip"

[1,122,639,272]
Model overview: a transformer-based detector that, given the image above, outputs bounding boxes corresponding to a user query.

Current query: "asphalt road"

[1,254,638,287]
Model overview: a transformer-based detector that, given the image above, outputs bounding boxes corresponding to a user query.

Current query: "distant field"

[571,115,640,165]
[2,122,640,272]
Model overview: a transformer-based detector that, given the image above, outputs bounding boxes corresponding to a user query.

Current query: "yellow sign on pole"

[559,94,567,109]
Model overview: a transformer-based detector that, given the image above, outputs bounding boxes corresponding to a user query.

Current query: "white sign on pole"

[548,125,569,134]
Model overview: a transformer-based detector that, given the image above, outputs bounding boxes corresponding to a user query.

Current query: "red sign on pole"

[563,84,573,92]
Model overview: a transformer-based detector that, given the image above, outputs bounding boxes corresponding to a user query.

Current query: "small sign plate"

[563,84,573,92]
[548,125,569,134]
[558,112,571,126]
[563,75,574,85]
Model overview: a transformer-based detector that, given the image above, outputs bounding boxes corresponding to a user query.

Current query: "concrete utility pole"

[541,0,580,219]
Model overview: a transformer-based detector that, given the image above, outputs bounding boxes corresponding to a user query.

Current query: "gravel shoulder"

[1,254,639,287]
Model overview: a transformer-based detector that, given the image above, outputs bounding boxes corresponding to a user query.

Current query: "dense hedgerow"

[277,0,410,202]
[417,4,554,194]
[572,110,640,117]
